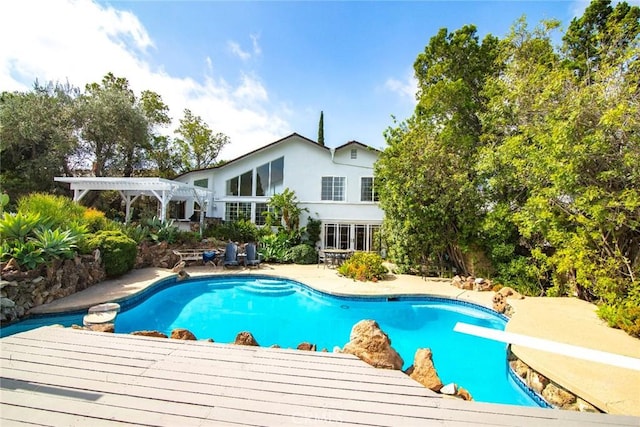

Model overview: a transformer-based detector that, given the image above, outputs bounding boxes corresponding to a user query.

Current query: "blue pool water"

[1,275,544,407]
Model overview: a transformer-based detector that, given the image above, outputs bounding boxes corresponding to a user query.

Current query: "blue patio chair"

[245,243,262,268]
[223,242,239,268]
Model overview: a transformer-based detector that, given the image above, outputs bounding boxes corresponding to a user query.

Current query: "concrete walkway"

[28,263,640,417]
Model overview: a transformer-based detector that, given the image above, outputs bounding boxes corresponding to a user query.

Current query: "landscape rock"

[542,383,576,408]
[498,286,525,299]
[473,278,493,291]
[492,292,507,313]
[406,348,443,391]
[234,331,260,346]
[297,342,317,351]
[440,383,457,395]
[88,323,115,333]
[341,320,404,370]
[171,328,197,340]
[456,386,473,401]
[131,330,168,338]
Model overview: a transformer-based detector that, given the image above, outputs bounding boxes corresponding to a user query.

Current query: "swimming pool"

[0,274,546,407]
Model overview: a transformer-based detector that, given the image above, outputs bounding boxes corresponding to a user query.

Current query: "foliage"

[0,81,79,205]
[175,108,229,172]
[0,211,81,268]
[208,219,261,243]
[83,208,109,233]
[265,188,308,231]
[376,25,500,275]
[259,231,301,263]
[337,252,388,282]
[17,193,86,229]
[86,230,137,277]
[302,216,321,246]
[289,244,318,264]
[318,111,325,146]
[376,1,639,336]
[144,216,179,244]
[0,212,42,242]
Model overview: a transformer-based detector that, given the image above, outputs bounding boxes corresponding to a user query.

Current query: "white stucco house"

[173,133,384,252]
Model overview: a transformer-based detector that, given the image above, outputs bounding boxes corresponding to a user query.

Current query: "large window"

[321,176,345,201]
[225,202,251,221]
[361,177,378,202]
[226,157,284,197]
[256,157,284,196]
[226,170,253,196]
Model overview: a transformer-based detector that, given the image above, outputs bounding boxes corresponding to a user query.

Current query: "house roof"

[175,132,380,179]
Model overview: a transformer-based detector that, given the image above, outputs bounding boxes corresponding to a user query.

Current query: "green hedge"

[87,230,137,277]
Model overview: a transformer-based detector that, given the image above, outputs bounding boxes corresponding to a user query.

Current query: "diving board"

[454,322,640,371]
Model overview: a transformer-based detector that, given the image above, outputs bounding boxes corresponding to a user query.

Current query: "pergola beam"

[55,177,214,227]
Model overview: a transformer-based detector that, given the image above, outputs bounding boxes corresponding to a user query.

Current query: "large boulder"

[171,328,197,340]
[234,331,259,346]
[341,320,404,370]
[498,286,525,299]
[297,342,317,351]
[405,348,443,391]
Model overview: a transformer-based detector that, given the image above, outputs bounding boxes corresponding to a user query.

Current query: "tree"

[318,111,325,146]
[265,188,308,231]
[376,25,500,275]
[0,81,79,204]
[480,11,639,311]
[174,109,229,172]
[76,73,149,177]
[76,73,171,177]
[563,0,640,82]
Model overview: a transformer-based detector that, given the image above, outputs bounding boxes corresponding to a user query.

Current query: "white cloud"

[0,0,290,161]
[384,70,418,104]
[227,40,251,61]
[250,33,262,56]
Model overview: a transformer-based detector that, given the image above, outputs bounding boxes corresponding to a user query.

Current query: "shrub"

[337,252,388,282]
[83,208,109,232]
[17,193,85,229]
[208,219,261,243]
[86,230,137,277]
[289,244,317,264]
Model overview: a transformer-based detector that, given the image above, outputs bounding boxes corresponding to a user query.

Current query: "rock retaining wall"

[508,349,601,412]
[1,255,106,322]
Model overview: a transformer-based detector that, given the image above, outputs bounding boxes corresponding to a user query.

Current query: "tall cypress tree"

[318,111,325,146]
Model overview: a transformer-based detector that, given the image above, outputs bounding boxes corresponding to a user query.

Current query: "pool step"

[242,279,295,291]
[236,285,296,297]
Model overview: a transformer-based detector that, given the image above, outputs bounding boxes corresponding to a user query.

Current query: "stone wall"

[508,349,601,412]
[1,255,106,322]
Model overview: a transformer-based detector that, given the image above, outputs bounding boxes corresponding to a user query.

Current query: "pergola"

[54,177,214,224]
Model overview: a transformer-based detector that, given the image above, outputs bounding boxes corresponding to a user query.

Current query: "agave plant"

[0,211,42,242]
[32,228,80,260]
[8,241,45,270]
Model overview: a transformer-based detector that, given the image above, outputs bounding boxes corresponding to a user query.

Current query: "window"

[168,201,185,219]
[240,171,252,196]
[361,177,378,202]
[323,223,351,249]
[226,176,239,196]
[351,148,357,159]
[225,170,252,196]
[193,178,208,188]
[321,176,345,201]
[255,202,269,226]
[256,157,284,196]
[225,202,251,221]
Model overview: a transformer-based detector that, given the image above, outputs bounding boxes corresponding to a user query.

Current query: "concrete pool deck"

[26,263,640,417]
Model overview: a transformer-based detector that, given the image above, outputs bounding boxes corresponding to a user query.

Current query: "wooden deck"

[1,327,637,426]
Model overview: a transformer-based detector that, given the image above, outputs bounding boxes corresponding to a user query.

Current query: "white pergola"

[54,177,214,224]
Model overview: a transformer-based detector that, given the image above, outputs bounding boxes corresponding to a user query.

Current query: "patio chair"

[245,243,262,268]
[223,242,240,268]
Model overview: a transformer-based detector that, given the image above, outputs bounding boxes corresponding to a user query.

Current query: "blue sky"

[0,0,602,160]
